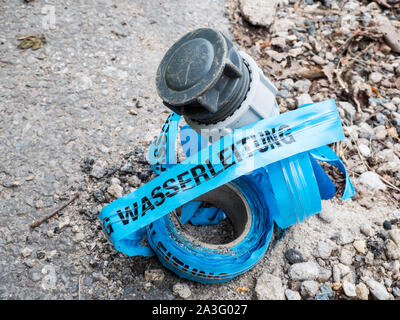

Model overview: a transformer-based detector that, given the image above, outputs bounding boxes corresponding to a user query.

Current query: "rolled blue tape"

[147,171,274,283]
[100,99,349,262]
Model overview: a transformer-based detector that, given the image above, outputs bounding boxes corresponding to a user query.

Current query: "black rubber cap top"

[156,28,250,124]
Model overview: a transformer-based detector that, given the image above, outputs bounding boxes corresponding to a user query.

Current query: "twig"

[30,192,79,228]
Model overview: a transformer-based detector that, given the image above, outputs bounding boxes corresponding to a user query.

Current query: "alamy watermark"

[41,4,56,30]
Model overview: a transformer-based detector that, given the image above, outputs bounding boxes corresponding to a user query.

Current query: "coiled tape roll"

[99,99,355,283]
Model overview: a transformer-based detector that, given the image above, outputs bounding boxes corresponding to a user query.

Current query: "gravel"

[284,248,305,264]
[365,278,392,300]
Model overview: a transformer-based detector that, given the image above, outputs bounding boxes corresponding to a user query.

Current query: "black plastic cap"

[156,28,250,124]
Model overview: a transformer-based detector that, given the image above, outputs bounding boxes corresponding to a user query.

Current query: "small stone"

[110,177,121,185]
[36,251,45,260]
[339,263,351,275]
[392,260,400,273]
[127,175,141,187]
[365,278,391,300]
[58,216,70,229]
[318,268,332,282]
[271,37,286,50]
[73,232,85,243]
[353,240,367,254]
[332,283,342,291]
[389,229,400,245]
[270,18,296,33]
[285,289,301,300]
[98,144,109,154]
[383,220,392,230]
[255,272,285,300]
[90,163,106,179]
[301,280,320,298]
[29,271,41,282]
[384,278,392,288]
[311,55,326,65]
[21,247,32,258]
[385,240,400,260]
[358,144,371,157]
[266,50,286,62]
[332,264,341,283]
[277,90,290,99]
[338,101,356,123]
[281,79,294,91]
[393,287,400,297]
[374,125,387,140]
[319,284,334,299]
[288,47,303,57]
[120,163,134,174]
[144,269,165,283]
[107,183,123,199]
[92,189,105,203]
[369,72,383,83]
[343,280,357,297]
[294,79,312,93]
[384,102,397,112]
[358,171,387,191]
[288,262,320,281]
[239,0,280,27]
[358,197,373,210]
[317,241,333,259]
[284,249,305,264]
[339,249,353,265]
[318,209,334,223]
[339,230,355,245]
[355,283,369,300]
[296,94,313,107]
[360,224,373,237]
[314,293,329,300]
[172,283,191,299]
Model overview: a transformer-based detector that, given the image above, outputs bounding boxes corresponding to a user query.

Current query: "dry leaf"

[370,86,382,98]
[17,34,46,50]
[298,65,325,79]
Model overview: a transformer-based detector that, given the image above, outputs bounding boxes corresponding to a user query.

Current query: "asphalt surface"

[0,0,230,299]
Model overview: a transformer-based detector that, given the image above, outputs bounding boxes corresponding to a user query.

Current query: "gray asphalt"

[0,0,230,299]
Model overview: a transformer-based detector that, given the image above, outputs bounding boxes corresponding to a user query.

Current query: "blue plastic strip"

[148,112,181,175]
[180,201,226,226]
[100,99,345,256]
[267,152,322,229]
[310,156,337,200]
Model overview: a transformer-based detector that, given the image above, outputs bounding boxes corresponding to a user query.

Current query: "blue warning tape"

[99,99,355,283]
